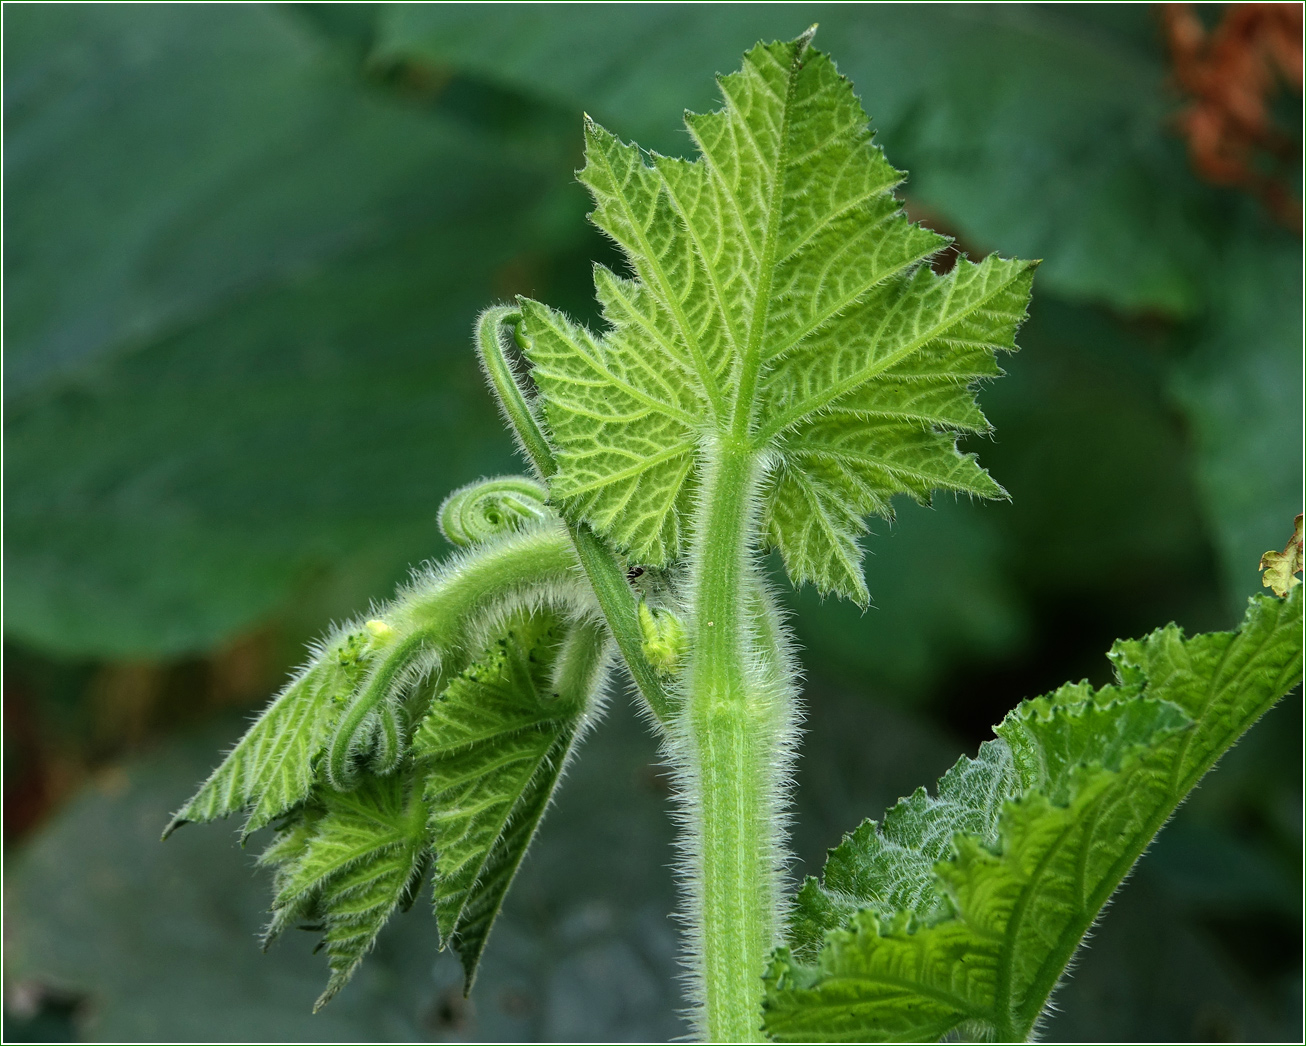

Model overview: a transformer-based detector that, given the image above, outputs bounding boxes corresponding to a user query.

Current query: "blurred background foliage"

[3,3,1301,1042]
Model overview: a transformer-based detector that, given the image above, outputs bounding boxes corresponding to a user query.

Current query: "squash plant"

[166,32,1303,1042]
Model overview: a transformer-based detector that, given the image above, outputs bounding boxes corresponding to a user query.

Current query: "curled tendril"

[439,476,554,548]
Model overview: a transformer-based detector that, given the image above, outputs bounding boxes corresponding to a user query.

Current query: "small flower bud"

[639,602,685,675]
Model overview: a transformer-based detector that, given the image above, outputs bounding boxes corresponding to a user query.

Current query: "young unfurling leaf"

[167,480,610,1004]
[415,611,611,988]
[249,605,611,1005]
[164,625,374,840]
[763,588,1303,1042]
[260,775,431,1012]
[520,32,1035,602]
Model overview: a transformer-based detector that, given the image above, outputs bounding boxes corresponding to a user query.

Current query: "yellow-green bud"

[638,602,685,676]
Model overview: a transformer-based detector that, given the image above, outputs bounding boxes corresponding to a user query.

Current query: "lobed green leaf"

[251,606,609,1007]
[520,34,1034,601]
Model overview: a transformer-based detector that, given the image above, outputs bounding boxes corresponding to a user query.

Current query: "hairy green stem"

[475,306,674,724]
[323,522,585,785]
[475,305,560,477]
[393,521,580,639]
[571,523,676,722]
[549,614,612,710]
[683,438,791,1042]
[481,307,796,1036]
[326,630,429,787]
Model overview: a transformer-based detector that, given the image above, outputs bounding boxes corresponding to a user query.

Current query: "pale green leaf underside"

[765,589,1303,1042]
[521,34,1034,599]
[413,611,607,988]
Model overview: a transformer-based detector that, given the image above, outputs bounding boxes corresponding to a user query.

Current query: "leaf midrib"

[435,730,576,942]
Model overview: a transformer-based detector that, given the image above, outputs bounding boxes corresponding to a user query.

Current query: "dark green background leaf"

[4,4,562,657]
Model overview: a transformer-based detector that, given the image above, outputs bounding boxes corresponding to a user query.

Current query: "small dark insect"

[626,565,646,583]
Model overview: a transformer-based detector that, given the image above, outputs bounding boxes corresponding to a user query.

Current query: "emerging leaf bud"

[639,602,685,675]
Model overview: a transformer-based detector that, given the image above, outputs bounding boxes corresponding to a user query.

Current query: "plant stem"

[683,436,791,1042]
[481,307,796,1036]
[393,521,579,641]
[475,305,559,477]
[570,522,676,722]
